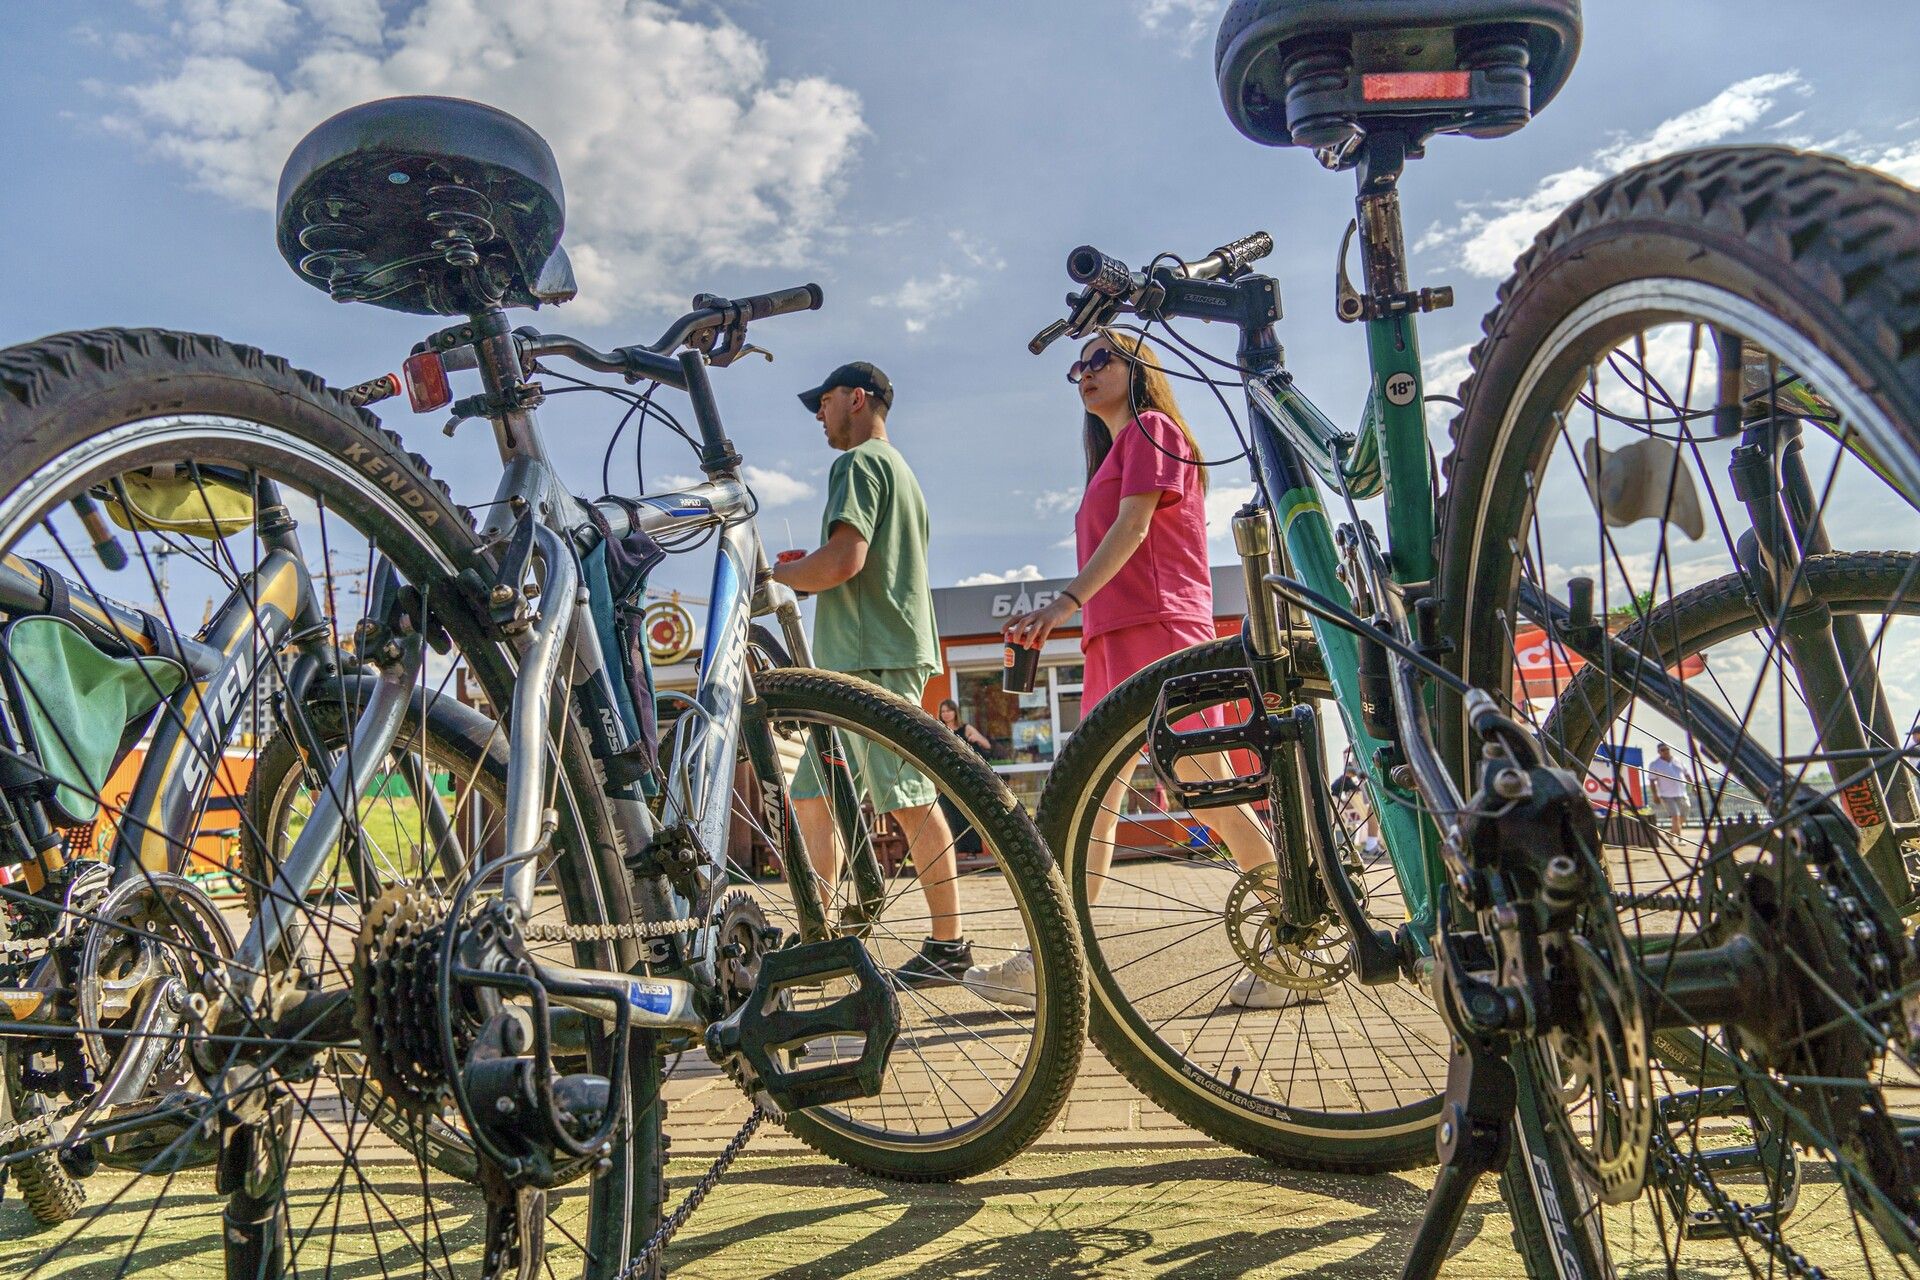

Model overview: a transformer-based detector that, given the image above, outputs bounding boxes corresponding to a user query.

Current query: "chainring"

[76,872,235,1090]
[709,891,789,1118]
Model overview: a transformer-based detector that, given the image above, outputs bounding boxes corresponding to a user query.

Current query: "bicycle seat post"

[1354,133,1411,303]
[464,304,565,540]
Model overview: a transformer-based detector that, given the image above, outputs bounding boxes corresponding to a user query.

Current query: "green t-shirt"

[813,437,940,673]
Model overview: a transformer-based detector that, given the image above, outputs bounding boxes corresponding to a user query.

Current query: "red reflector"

[402,351,452,413]
[1362,71,1472,102]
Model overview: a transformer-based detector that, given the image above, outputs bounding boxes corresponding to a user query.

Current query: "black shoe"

[892,937,974,989]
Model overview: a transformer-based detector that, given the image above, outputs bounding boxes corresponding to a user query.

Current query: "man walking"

[771,362,971,988]
[1647,741,1690,840]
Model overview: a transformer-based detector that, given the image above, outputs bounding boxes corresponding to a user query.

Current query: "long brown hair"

[1081,329,1207,493]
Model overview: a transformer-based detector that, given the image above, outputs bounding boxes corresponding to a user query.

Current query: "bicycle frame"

[229,314,886,1035]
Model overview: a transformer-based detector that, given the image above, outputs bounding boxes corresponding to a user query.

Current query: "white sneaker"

[1362,837,1386,858]
[1226,972,1307,1010]
[962,949,1037,1011]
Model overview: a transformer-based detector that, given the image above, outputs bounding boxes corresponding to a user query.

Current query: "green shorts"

[788,667,938,815]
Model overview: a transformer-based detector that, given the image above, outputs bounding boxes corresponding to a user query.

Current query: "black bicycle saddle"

[275,95,576,316]
[1216,0,1582,152]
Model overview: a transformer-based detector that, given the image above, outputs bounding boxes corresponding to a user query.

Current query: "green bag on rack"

[2,616,186,824]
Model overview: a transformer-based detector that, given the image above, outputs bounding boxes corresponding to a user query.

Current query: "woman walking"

[964,330,1283,1009]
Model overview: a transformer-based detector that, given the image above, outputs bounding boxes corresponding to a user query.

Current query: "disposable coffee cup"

[1002,641,1041,694]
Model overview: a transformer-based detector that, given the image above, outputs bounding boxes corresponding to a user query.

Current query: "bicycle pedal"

[1148,668,1282,808]
[1656,1087,1799,1239]
[704,935,899,1114]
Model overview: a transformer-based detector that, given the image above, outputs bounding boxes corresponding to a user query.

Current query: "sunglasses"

[1066,348,1117,384]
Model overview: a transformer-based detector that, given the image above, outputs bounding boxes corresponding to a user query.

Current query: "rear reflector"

[1362,71,1472,102]
[402,351,452,413]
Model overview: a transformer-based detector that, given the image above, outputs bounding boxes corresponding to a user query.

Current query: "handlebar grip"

[1067,246,1134,298]
[740,283,824,321]
[1213,231,1273,274]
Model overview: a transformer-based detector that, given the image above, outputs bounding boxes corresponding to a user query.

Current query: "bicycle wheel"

[1437,149,1920,1276]
[1037,637,1445,1170]
[0,329,658,1278]
[721,667,1084,1181]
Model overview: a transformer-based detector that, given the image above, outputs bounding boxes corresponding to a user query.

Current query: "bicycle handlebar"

[1035,233,1273,353]
[510,282,824,386]
[1187,231,1274,282]
[1067,232,1273,296]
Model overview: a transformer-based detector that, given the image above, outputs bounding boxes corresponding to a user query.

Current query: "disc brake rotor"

[1222,865,1351,992]
[1531,850,1654,1205]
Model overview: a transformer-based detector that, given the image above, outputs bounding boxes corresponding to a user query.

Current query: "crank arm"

[528,958,704,1032]
[95,976,189,1110]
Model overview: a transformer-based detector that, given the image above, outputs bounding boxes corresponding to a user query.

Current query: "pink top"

[1074,410,1213,643]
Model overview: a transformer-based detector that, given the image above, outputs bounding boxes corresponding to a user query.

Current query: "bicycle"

[1036,2,1920,1274]
[0,95,1083,1278]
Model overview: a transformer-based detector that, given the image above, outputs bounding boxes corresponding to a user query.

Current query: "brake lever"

[1030,289,1121,356]
[1028,320,1069,355]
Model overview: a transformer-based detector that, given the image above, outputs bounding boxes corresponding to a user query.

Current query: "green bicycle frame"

[1239,304,1442,942]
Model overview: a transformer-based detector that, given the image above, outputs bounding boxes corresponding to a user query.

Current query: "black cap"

[798,361,893,414]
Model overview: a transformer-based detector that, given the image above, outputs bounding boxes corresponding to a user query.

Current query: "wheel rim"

[0,414,639,1277]
[715,686,1055,1156]
[1448,277,1920,1272]
[1061,658,1447,1145]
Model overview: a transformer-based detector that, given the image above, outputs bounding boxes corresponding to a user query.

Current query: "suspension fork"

[1229,504,1328,930]
[1729,418,1912,902]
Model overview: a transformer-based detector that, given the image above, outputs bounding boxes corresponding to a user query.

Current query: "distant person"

[979,330,1282,1010]
[1332,750,1385,860]
[936,698,989,858]
[1647,742,1690,839]
[772,362,972,989]
[938,698,993,755]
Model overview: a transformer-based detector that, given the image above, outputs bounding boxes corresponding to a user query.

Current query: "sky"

[4,0,1920,610]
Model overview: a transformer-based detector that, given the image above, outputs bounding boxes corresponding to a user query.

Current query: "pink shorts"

[1081,618,1218,709]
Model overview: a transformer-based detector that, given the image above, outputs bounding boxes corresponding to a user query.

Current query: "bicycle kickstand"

[1399,1025,1515,1280]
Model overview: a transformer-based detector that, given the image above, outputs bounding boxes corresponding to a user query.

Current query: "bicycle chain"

[1648,1123,1825,1280]
[1636,828,1900,1273]
[614,1107,764,1280]
[0,1095,86,1159]
[1613,890,1697,914]
[520,916,708,943]
[527,908,761,1277]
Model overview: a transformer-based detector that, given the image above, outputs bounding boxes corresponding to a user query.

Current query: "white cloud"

[1423,341,1475,433]
[872,270,976,335]
[110,0,867,321]
[1421,72,1807,279]
[948,231,1005,271]
[173,0,299,54]
[1032,488,1080,516]
[1135,0,1217,53]
[1863,140,1920,188]
[957,565,1044,587]
[303,0,384,45]
[741,464,814,508]
[1204,482,1256,551]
